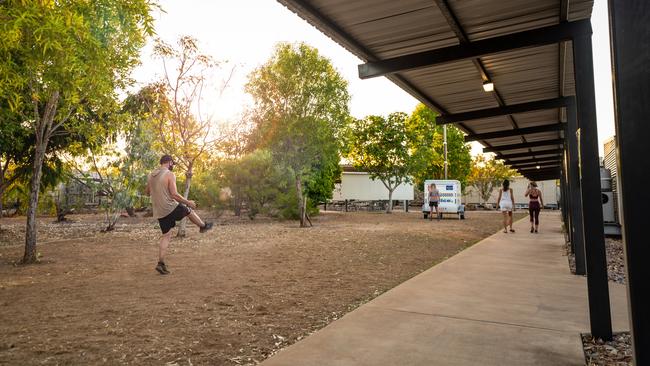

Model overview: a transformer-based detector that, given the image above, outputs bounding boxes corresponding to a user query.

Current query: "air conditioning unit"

[602,192,616,223]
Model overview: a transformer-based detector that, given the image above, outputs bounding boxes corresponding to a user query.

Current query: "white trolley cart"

[422,179,465,220]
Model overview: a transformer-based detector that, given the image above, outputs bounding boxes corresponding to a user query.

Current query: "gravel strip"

[582,332,633,366]
[570,238,632,365]
[605,238,626,284]
[565,238,626,284]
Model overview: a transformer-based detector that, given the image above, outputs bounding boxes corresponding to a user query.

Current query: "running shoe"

[200,221,214,233]
[155,262,170,275]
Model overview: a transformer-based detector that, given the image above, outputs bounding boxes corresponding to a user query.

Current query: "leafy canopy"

[468,154,517,204]
[245,42,351,224]
[408,104,471,189]
[0,0,155,118]
[345,112,436,211]
[0,0,156,262]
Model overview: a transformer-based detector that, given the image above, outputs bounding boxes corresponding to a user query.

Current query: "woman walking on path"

[428,183,440,220]
[525,181,544,233]
[496,179,515,233]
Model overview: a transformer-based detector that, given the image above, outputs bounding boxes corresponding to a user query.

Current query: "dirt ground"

[0,210,524,366]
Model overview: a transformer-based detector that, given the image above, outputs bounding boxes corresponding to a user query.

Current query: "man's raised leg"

[187,211,213,233]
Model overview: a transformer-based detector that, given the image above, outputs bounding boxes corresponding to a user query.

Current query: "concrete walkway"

[261,212,629,366]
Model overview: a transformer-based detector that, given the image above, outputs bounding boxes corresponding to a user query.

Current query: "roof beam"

[358,19,592,79]
[437,97,573,124]
[558,0,570,122]
[505,156,563,165]
[433,0,522,134]
[483,139,564,153]
[498,148,564,160]
[509,160,562,169]
[519,168,562,179]
[511,162,561,169]
[464,123,565,142]
[561,0,570,21]
[525,169,562,175]
[519,165,562,172]
[526,174,560,181]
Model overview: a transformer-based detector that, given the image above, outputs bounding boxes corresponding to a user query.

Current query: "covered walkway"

[262,213,628,365]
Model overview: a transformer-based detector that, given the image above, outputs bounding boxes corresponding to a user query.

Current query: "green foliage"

[274,185,320,220]
[305,161,342,205]
[245,42,350,226]
[346,112,434,212]
[222,150,289,219]
[70,147,137,231]
[408,104,472,189]
[0,0,155,260]
[120,86,165,197]
[0,0,155,116]
[0,102,67,212]
[190,165,226,214]
[468,154,517,204]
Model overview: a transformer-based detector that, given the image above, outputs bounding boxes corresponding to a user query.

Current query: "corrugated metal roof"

[276,0,594,179]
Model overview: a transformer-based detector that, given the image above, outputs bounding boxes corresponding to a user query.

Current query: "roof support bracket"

[358,20,592,79]
[438,97,574,124]
[464,123,565,142]
[498,148,563,160]
[483,138,564,153]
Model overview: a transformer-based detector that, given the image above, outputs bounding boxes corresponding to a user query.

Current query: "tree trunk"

[0,186,4,231]
[55,191,67,222]
[105,212,117,232]
[177,167,192,237]
[0,190,4,232]
[233,191,242,217]
[0,164,6,231]
[302,193,308,226]
[295,176,306,227]
[386,189,394,213]
[303,194,312,227]
[24,144,47,263]
[0,169,4,218]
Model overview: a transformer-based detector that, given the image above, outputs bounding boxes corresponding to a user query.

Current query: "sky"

[131,0,616,156]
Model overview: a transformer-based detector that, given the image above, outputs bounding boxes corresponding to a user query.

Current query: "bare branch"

[90,151,105,184]
[50,106,74,134]
[219,64,237,98]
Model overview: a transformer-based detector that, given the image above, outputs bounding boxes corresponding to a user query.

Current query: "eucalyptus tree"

[0,0,155,262]
[246,43,350,227]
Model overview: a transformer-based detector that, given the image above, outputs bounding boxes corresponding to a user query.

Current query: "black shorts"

[158,204,191,234]
[429,201,439,207]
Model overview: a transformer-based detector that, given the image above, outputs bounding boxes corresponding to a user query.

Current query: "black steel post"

[563,148,575,249]
[573,34,613,340]
[608,1,650,362]
[566,103,586,274]
[559,163,570,243]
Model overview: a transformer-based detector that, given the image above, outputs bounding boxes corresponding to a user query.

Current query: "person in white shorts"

[496,179,515,233]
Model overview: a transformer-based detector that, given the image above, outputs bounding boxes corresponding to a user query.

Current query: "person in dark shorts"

[145,155,213,274]
[428,183,440,221]
[525,181,544,233]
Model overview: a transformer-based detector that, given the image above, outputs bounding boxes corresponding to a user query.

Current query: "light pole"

[443,124,448,179]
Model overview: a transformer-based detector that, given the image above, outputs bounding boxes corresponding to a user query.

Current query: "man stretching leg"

[145,155,213,274]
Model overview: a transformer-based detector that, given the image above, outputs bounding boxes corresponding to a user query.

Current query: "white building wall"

[332,172,415,201]
[462,177,559,205]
